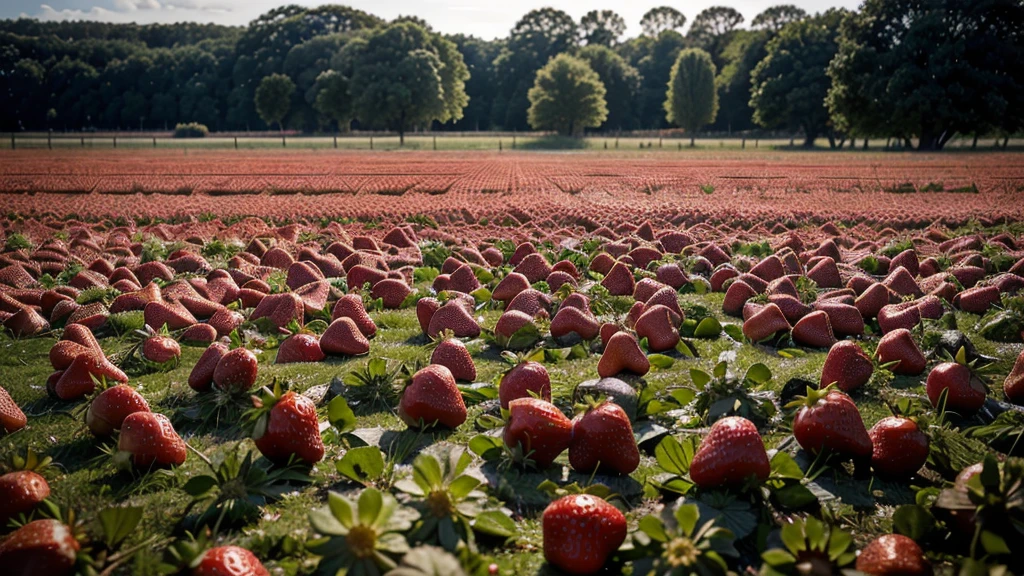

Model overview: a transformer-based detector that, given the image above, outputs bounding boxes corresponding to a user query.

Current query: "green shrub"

[173,122,208,138]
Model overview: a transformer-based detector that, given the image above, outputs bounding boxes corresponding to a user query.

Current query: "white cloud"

[113,0,160,11]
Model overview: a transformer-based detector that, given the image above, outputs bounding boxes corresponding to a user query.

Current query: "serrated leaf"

[769,452,804,480]
[469,434,504,460]
[638,514,669,542]
[654,435,695,475]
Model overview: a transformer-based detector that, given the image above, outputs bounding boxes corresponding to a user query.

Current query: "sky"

[6,1,860,40]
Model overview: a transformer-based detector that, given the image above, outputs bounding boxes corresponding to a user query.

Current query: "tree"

[313,70,352,131]
[828,0,1024,150]
[580,10,626,47]
[634,31,687,129]
[712,30,769,133]
[687,6,745,66]
[579,45,641,130]
[447,35,501,131]
[751,11,844,147]
[492,8,577,130]
[345,22,469,145]
[665,48,718,145]
[640,7,687,37]
[255,73,295,132]
[751,5,808,32]
[527,54,608,136]
[283,34,348,131]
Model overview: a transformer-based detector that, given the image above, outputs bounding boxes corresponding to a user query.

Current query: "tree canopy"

[580,10,626,47]
[527,54,608,136]
[640,7,687,37]
[578,45,641,131]
[255,73,295,131]
[665,48,718,143]
[751,5,808,31]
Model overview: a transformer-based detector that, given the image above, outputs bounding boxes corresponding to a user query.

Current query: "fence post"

[755,139,758,149]
[234,136,238,150]
[604,140,607,149]
[282,134,286,148]
[48,130,52,150]
[11,133,15,150]
[659,137,663,148]
[615,138,619,149]
[370,136,373,150]
[152,137,156,148]
[334,135,338,149]
[742,138,746,149]
[512,135,516,149]
[113,136,117,148]
[499,139,503,152]
[81,137,85,148]
[433,135,436,151]
[678,142,682,151]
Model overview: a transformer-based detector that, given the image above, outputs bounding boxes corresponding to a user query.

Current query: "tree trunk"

[803,131,816,148]
[862,138,868,150]
[690,136,695,147]
[399,110,406,146]
[972,134,978,149]
[827,134,836,149]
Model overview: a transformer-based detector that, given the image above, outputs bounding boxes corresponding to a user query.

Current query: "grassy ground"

[1,234,1023,574]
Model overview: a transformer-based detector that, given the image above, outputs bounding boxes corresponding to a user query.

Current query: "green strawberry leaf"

[472,510,515,537]
[336,447,386,485]
[328,396,357,434]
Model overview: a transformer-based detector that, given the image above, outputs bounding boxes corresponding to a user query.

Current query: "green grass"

[2,256,1023,574]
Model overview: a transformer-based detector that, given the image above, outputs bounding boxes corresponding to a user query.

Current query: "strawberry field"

[1,149,1024,576]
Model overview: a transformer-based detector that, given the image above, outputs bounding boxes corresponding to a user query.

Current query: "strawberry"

[249,292,304,332]
[332,293,377,338]
[504,398,573,468]
[634,304,680,352]
[276,332,325,364]
[790,386,872,460]
[0,470,50,524]
[550,305,600,341]
[144,300,198,331]
[806,257,842,288]
[711,267,740,292]
[0,519,79,576]
[514,253,552,283]
[1,384,27,433]
[213,347,259,393]
[117,412,187,469]
[208,308,244,337]
[723,280,758,317]
[180,324,217,344]
[597,332,650,378]
[430,337,476,381]
[869,416,928,478]
[142,334,181,364]
[499,360,551,409]
[814,301,864,337]
[321,317,371,356]
[742,302,791,342]
[875,329,927,376]
[447,264,482,293]
[506,289,553,318]
[569,400,640,475]
[193,546,269,576]
[4,307,49,337]
[252,385,324,465]
[398,364,467,429]
[956,285,1000,314]
[415,297,440,334]
[791,310,836,348]
[493,272,531,304]
[877,301,921,334]
[1003,349,1024,404]
[854,534,931,576]
[601,261,635,296]
[371,278,412,309]
[542,494,626,575]
[925,362,986,414]
[821,340,874,392]
[427,299,480,339]
[854,282,893,319]
[689,416,770,489]
[189,342,229,391]
[86,384,151,437]
[54,354,127,401]
[890,249,920,277]
[883,266,923,298]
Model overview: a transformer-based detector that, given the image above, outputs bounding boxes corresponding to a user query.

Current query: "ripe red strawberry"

[54,354,127,401]
[506,289,553,318]
[60,323,103,354]
[86,384,151,437]
[1003,349,1024,404]
[249,292,304,332]
[0,519,80,576]
[321,317,371,356]
[821,340,874,392]
[875,329,927,376]
[883,266,923,298]
[504,398,573,468]
[4,307,49,337]
[193,546,269,576]
[1,384,27,433]
[514,253,552,283]
[208,308,244,337]
[598,331,650,378]
[855,534,931,576]
[601,261,635,296]
[926,362,986,414]
[415,296,440,334]
[398,364,467,429]
[180,323,217,344]
[869,416,928,478]
[634,304,680,352]
[430,337,476,381]
[144,299,198,331]
[814,301,864,337]
[427,299,480,339]
[723,280,758,317]
[142,334,181,364]
[742,302,791,342]
[791,310,836,348]
[569,400,640,475]
[371,278,413,309]
[213,347,259,393]
[332,294,377,338]
[550,305,600,341]
[878,301,921,334]
[790,386,872,460]
[493,272,530,304]
[276,332,325,364]
[189,342,229,391]
[499,360,551,409]
[118,412,186,469]
[855,282,894,319]
[252,387,324,465]
[689,416,770,489]
[0,470,50,524]
[542,494,627,575]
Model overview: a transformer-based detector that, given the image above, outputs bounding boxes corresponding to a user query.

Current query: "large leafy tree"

[491,8,577,130]
[578,45,641,131]
[665,48,718,145]
[283,34,348,131]
[345,22,469,144]
[751,10,845,147]
[640,7,687,37]
[687,6,745,66]
[447,35,502,131]
[632,31,687,129]
[255,73,295,132]
[827,0,1024,150]
[313,70,352,131]
[751,5,808,32]
[580,10,626,47]
[527,54,608,136]
[712,30,769,133]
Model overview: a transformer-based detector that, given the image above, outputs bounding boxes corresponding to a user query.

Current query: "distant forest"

[1,2,1021,150]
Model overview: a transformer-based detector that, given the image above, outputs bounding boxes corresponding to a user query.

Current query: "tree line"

[1,1,1021,150]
